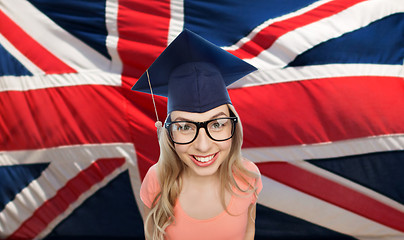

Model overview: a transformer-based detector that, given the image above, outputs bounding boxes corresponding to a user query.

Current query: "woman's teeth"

[194,154,214,163]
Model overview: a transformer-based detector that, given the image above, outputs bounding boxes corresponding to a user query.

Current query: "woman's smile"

[191,153,218,167]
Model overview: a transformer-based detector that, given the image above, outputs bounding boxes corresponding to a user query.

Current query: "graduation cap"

[131,29,256,116]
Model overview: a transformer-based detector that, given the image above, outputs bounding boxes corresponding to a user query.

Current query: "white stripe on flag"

[242,134,404,162]
[168,0,185,45]
[0,0,115,73]
[105,0,123,74]
[253,0,404,68]
[222,0,334,51]
[230,64,404,88]
[0,71,121,92]
[223,0,404,69]
[0,33,44,75]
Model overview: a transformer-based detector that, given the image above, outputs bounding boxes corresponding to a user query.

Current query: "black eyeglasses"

[165,117,238,144]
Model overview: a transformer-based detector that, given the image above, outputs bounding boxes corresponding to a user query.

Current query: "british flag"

[0,0,403,239]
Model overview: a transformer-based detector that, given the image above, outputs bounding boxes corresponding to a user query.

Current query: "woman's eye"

[176,123,194,131]
[212,122,222,128]
[210,119,227,130]
[182,125,191,130]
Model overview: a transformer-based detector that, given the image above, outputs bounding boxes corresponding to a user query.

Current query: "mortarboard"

[131,29,256,114]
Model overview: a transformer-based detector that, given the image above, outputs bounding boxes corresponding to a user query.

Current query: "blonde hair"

[144,104,259,240]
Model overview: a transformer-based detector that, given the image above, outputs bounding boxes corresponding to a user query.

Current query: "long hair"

[144,104,259,240]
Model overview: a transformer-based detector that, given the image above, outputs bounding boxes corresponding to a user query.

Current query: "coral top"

[140,160,263,240]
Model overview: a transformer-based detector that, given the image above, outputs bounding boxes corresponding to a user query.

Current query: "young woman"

[132,29,262,240]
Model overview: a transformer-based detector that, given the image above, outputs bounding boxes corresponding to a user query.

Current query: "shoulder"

[240,158,263,195]
[140,164,161,208]
[142,163,160,187]
[233,158,263,205]
[241,158,261,175]
[233,158,262,185]
[146,163,159,177]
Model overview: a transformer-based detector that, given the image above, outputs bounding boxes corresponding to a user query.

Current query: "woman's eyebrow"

[172,117,191,122]
[210,112,228,119]
[172,112,228,122]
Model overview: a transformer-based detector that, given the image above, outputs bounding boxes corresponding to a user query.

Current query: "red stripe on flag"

[258,161,404,232]
[230,76,404,148]
[228,0,366,59]
[122,89,165,180]
[7,158,125,240]
[117,0,171,178]
[0,83,161,178]
[0,10,76,74]
[117,0,171,90]
[0,85,131,151]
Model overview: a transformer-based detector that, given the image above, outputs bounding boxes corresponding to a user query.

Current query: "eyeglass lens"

[169,118,234,144]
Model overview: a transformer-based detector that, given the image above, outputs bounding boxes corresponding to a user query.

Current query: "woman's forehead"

[170,104,229,121]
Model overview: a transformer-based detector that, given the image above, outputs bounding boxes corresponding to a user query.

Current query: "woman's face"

[169,104,233,178]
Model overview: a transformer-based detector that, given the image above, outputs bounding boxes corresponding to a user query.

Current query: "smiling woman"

[170,105,233,177]
[132,29,262,240]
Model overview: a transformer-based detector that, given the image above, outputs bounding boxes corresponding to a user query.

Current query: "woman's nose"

[192,128,211,152]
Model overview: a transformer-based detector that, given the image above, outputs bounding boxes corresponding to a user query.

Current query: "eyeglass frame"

[164,116,238,145]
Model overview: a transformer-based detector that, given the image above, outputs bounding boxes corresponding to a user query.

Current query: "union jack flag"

[0,0,403,239]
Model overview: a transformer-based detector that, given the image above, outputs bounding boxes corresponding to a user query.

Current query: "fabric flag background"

[1,0,403,239]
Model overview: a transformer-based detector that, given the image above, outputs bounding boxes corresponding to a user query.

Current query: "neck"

[182,169,220,186]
